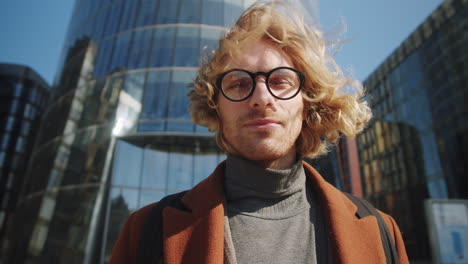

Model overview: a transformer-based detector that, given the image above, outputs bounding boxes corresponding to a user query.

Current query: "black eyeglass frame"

[216,66,305,102]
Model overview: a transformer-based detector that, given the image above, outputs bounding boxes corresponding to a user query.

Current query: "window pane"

[118,0,138,32]
[156,0,179,24]
[178,0,201,24]
[173,27,200,67]
[166,70,196,132]
[167,151,193,192]
[94,38,115,78]
[1,133,9,149]
[103,2,123,36]
[109,32,132,73]
[15,137,25,153]
[6,117,15,132]
[14,82,22,97]
[29,87,37,103]
[224,0,244,27]
[127,29,153,70]
[141,148,168,190]
[112,140,143,187]
[10,99,19,114]
[149,27,176,67]
[202,0,224,26]
[92,7,109,40]
[134,0,158,27]
[140,70,170,131]
[123,72,145,101]
[193,153,219,185]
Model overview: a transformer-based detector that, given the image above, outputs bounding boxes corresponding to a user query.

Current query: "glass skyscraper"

[357,0,467,262]
[0,64,49,251]
[2,1,256,263]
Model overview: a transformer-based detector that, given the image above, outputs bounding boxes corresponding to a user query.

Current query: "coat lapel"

[162,162,226,264]
[303,162,387,264]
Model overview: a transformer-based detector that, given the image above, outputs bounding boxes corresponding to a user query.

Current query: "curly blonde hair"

[189,1,372,158]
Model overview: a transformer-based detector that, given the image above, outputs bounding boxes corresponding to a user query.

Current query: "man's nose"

[249,80,274,108]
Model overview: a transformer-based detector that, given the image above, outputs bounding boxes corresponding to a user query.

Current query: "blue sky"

[0,0,442,85]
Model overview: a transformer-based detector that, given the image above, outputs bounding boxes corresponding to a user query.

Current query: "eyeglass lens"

[221,68,301,101]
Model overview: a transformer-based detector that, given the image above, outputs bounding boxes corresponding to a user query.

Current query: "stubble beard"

[222,123,299,167]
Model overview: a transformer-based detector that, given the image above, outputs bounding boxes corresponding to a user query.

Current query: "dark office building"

[2,1,256,263]
[305,137,363,196]
[0,64,49,247]
[357,0,467,262]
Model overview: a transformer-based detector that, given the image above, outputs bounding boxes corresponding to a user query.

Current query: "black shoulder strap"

[136,190,189,264]
[343,193,399,264]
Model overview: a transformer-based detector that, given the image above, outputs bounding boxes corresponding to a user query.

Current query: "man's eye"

[228,80,250,89]
[270,79,289,84]
[269,78,293,88]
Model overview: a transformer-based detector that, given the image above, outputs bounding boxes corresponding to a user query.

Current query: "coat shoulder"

[379,210,410,264]
[108,202,158,264]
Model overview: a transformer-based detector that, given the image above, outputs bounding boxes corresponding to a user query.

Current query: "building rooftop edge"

[0,63,50,88]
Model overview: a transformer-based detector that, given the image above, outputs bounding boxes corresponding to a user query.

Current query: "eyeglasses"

[216,67,305,102]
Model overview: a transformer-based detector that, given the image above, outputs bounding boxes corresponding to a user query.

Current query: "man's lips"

[243,118,281,129]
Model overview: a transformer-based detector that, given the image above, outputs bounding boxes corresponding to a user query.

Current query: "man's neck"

[248,151,297,170]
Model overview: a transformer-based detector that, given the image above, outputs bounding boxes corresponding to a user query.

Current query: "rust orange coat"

[109,161,409,264]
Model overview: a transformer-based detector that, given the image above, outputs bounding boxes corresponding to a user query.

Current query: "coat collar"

[162,161,386,264]
[302,162,387,263]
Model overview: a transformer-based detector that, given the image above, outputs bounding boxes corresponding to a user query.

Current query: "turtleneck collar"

[224,154,305,200]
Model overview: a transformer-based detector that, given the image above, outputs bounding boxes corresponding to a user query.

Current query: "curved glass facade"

[3,1,254,263]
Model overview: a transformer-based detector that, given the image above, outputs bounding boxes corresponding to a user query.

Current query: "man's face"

[217,39,304,169]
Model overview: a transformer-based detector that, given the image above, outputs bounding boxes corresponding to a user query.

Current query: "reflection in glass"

[92,6,108,40]
[127,29,153,70]
[111,187,139,212]
[224,0,244,26]
[112,72,144,135]
[193,153,220,185]
[149,27,175,67]
[167,151,193,192]
[178,0,201,24]
[123,72,145,101]
[167,70,196,132]
[134,0,158,28]
[104,187,133,260]
[202,0,224,26]
[156,0,179,24]
[112,140,143,187]
[103,2,123,37]
[109,32,132,73]
[173,27,200,67]
[94,38,115,78]
[141,148,168,190]
[140,70,170,131]
[118,0,139,32]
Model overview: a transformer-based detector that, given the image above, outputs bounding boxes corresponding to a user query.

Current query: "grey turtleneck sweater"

[223,155,328,264]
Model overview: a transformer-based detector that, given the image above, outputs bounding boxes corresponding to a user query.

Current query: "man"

[110,2,409,263]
